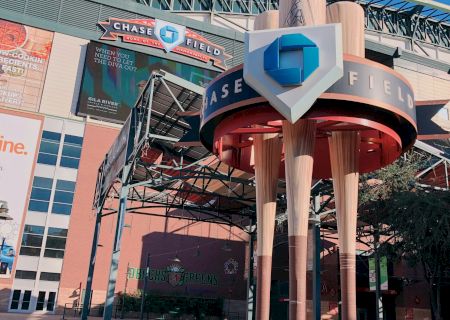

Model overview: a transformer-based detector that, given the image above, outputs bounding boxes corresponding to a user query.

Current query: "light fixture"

[0,201,9,213]
[0,201,12,220]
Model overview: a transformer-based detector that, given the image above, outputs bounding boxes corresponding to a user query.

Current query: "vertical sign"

[369,256,388,291]
[0,113,41,277]
[0,19,53,111]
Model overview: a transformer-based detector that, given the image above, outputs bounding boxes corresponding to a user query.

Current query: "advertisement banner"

[0,19,53,111]
[0,113,41,277]
[101,114,131,195]
[76,42,217,123]
[369,256,388,291]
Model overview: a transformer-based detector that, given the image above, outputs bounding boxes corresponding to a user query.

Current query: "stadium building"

[0,0,448,319]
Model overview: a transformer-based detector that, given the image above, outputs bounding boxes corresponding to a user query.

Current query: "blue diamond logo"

[160,25,179,44]
[263,33,319,86]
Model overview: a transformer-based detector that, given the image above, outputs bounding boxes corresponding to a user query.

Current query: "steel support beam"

[312,196,322,320]
[103,166,131,320]
[246,224,256,320]
[81,206,103,320]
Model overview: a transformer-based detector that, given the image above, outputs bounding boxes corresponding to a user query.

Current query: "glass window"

[39,141,60,154]
[47,227,67,237]
[15,270,37,280]
[45,237,66,250]
[53,191,74,204]
[21,290,31,310]
[20,224,44,256]
[28,200,49,212]
[51,180,75,215]
[64,135,83,145]
[44,249,64,259]
[36,291,45,311]
[21,234,43,247]
[37,153,57,166]
[44,227,67,259]
[62,144,82,158]
[60,157,80,169]
[38,131,61,166]
[51,203,72,215]
[10,290,20,310]
[55,180,75,192]
[47,292,56,311]
[20,247,41,256]
[33,177,53,189]
[23,225,44,235]
[42,131,61,141]
[60,134,83,169]
[29,177,53,213]
[30,188,52,201]
[40,272,60,282]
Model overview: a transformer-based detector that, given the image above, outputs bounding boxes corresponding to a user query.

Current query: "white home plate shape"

[244,24,343,123]
[155,19,186,53]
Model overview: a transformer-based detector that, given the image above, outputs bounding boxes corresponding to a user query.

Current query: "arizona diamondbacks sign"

[244,24,343,123]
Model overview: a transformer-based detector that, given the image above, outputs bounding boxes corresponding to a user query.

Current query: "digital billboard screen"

[0,19,53,111]
[77,42,218,123]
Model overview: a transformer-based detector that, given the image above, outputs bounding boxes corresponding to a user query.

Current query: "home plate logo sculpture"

[244,24,343,123]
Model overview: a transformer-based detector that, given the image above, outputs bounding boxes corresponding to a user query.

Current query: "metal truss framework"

[135,0,450,49]
[95,70,271,229]
[82,68,450,319]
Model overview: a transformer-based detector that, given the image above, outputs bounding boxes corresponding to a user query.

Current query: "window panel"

[33,177,53,189]
[47,292,56,311]
[42,131,61,141]
[37,153,57,166]
[30,188,52,201]
[20,247,41,256]
[64,135,83,145]
[40,272,60,281]
[36,291,45,311]
[53,191,74,204]
[60,157,80,169]
[21,290,31,310]
[56,180,76,192]
[15,270,37,280]
[45,236,66,249]
[47,227,67,237]
[44,249,65,259]
[21,234,43,247]
[51,203,72,215]
[10,290,20,310]
[28,200,49,212]
[23,225,45,235]
[39,141,59,155]
[62,144,82,158]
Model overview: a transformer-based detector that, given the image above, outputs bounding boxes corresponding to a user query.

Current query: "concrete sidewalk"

[0,313,102,320]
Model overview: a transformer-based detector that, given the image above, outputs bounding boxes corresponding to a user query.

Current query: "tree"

[358,152,450,320]
[383,190,450,320]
